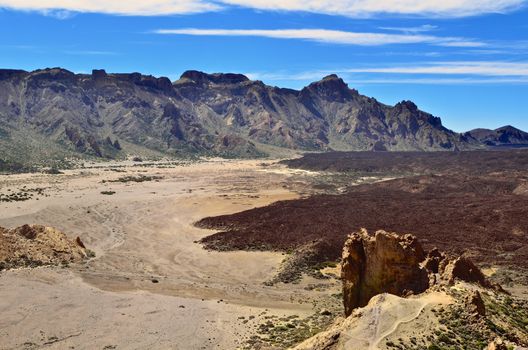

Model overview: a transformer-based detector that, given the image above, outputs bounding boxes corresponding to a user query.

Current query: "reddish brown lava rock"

[15,224,38,239]
[440,256,493,288]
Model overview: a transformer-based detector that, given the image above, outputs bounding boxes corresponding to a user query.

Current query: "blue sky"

[1,1,527,132]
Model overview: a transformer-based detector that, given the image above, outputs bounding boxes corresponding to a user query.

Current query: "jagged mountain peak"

[30,67,76,80]
[302,73,359,102]
[395,100,418,111]
[496,125,521,132]
[465,124,528,146]
[88,70,174,92]
[309,73,348,88]
[179,70,250,85]
[321,73,343,81]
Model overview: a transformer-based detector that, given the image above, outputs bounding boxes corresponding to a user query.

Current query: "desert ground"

[0,159,340,350]
[2,153,528,350]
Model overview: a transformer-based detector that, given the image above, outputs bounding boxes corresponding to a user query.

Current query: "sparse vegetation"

[387,290,528,350]
[101,175,162,184]
[242,300,341,349]
[100,191,116,195]
[0,187,46,202]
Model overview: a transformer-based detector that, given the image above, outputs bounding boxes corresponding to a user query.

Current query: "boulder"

[15,224,38,239]
[440,256,494,289]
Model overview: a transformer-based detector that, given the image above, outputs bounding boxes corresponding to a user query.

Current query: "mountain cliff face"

[0,68,479,163]
[465,126,528,147]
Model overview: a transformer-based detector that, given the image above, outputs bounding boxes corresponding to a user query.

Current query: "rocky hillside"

[0,68,481,165]
[465,125,528,147]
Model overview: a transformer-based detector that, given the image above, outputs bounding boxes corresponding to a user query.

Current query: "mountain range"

[0,67,526,166]
[464,125,528,147]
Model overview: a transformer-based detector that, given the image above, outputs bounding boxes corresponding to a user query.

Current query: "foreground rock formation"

[341,229,429,316]
[341,229,502,316]
[294,230,527,350]
[0,224,88,271]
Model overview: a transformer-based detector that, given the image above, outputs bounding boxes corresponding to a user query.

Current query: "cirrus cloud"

[0,0,525,17]
[154,28,484,47]
[341,61,528,76]
[246,61,528,86]
[220,0,526,18]
[0,0,219,16]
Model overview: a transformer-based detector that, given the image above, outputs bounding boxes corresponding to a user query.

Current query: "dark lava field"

[197,150,528,273]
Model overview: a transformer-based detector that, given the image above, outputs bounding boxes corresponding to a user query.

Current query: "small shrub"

[100,191,116,195]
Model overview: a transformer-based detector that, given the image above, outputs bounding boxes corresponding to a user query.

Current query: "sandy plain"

[0,159,340,350]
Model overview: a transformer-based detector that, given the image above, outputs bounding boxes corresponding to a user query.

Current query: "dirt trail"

[338,292,452,350]
[369,293,452,350]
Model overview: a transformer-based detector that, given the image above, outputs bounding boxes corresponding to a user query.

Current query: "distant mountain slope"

[464,126,528,147]
[0,68,484,164]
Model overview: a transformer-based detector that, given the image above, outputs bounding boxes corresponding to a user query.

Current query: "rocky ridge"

[465,126,528,147]
[0,68,485,166]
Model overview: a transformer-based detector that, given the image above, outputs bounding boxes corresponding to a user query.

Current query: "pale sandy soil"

[294,291,453,350]
[0,159,339,350]
[372,292,453,350]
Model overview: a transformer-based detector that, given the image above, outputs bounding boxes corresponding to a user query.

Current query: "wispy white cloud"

[341,61,528,76]
[0,1,219,16]
[219,0,527,18]
[343,77,528,85]
[154,28,484,47]
[0,0,525,17]
[41,9,75,19]
[378,24,438,33]
[246,61,528,85]
[247,71,528,85]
